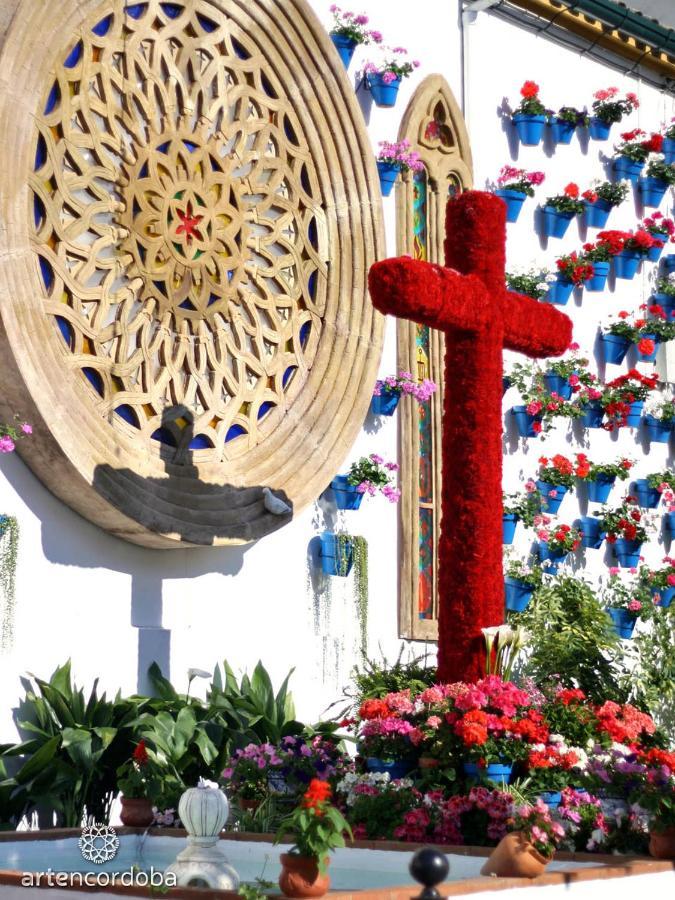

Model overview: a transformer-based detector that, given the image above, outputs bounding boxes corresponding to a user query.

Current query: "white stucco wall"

[0,0,673,739]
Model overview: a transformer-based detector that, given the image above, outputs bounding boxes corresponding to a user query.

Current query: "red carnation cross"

[368,191,572,683]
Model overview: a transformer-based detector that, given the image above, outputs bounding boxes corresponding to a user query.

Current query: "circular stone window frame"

[0,0,385,548]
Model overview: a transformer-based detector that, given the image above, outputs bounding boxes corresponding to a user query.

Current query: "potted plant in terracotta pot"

[275,779,352,898]
[633,748,675,859]
[481,799,565,877]
[117,740,158,827]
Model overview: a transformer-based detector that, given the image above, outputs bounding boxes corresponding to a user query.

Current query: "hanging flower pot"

[589,117,612,141]
[542,372,573,400]
[279,854,330,899]
[649,826,675,860]
[366,758,413,780]
[545,276,575,306]
[502,513,518,545]
[512,113,547,146]
[494,189,526,223]
[577,516,605,550]
[549,118,575,144]
[587,473,615,503]
[376,160,400,197]
[480,832,549,878]
[580,402,604,429]
[504,577,534,612]
[600,333,631,364]
[540,206,574,239]
[613,538,642,568]
[607,606,637,639]
[367,73,401,108]
[371,389,400,416]
[537,542,567,574]
[319,532,354,576]
[667,512,675,532]
[643,414,672,443]
[539,791,562,811]
[584,197,612,228]
[613,249,643,279]
[651,585,675,608]
[647,241,665,263]
[652,291,675,314]
[586,261,610,292]
[463,761,513,786]
[329,33,358,68]
[664,138,675,164]
[636,335,660,363]
[613,156,645,184]
[511,405,542,438]
[632,478,661,508]
[535,481,568,515]
[664,253,675,274]
[626,400,644,427]
[329,475,363,510]
[639,177,669,208]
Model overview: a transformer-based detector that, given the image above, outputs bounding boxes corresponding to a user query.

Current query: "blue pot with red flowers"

[376,160,400,197]
[319,532,353,577]
[586,261,610,292]
[512,113,547,146]
[543,372,573,400]
[643,414,672,443]
[366,758,413,779]
[652,291,675,314]
[652,585,675,608]
[541,206,575,239]
[626,401,644,427]
[663,137,675,164]
[614,249,642,280]
[546,276,575,306]
[495,189,526,224]
[587,473,615,503]
[511,405,541,438]
[613,538,642,568]
[577,517,605,550]
[647,241,665,263]
[463,762,513,786]
[330,474,363,510]
[632,479,661,508]
[504,577,534,612]
[613,156,645,184]
[330,33,358,68]
[580,402,604,429]
[636,335,660,363]
[367,73,401,108]
[584,197,612,228]
[371,389,400,416]
[536,481,568,515]
[600,333,630,364]
[537,542,567,574]
[639,177,669,208]
[589,117,612,141]
[549,118,575,145]
[607,607,637,639]
[503,513,518,545]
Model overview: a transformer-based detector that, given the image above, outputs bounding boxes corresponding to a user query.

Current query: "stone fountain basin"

[0,829,672,899]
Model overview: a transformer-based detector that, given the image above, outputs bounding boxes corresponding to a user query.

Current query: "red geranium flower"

[520,80,539,98]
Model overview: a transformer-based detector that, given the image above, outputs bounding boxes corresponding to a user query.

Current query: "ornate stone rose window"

[0,0,384,546]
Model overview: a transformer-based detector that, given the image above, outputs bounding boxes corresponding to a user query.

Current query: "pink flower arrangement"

[496,165,545,197]
[376,139,423,172]
[328,6,383,45]
[0,419,32,453]
[374,371,437,402]
[364,46,420,83]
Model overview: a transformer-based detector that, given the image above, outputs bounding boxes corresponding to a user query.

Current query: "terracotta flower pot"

[279,854,330,899]
[239,797,261,812]
[649,826,675,859]
[119,796,154,827]
[481,832,550,878]
[418,756,441,770]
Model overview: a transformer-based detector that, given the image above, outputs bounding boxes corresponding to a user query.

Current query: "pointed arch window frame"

[394,75,473,641]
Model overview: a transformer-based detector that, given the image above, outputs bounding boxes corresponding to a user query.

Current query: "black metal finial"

[409,847,450,900]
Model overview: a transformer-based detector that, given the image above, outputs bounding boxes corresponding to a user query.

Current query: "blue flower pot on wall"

[600,333,630,364]
[587,474,615,503]
[504,577,534,612]
[463,762,513,785]
[543,373,573,399]
[652,291,675,314]
[371,389,400,416]
[643,415,672,443]
[607,607,637,639]
[494,189,526,223]
[632,479,661,508]
[667,512,675,532]
[545,276,575,306]
[503,514,518,545]
[636,335,660,363]
[376,160,400,197]
[587,261,610,292]
[663,254,675,274]
[652,586,675,608]
[613,538,642,568]
[577,517,605,549]
[589,117,612,140]
[367,74,401,108]
[330,475,363,510]
[580,402,604,429]
[536,481,568,514]
[541,206,574,239]
[614,250,642,280]
[613,156,645,184]
[663,137,675,164]
[366,758,413,779]
[329,33,358,68]
[626,401,644,427]
[647,241,665,263]
[549,118,575,144]
[639,177,669,208]
[585,198,612,228]
[511,405,541,438]
[537,542,567,573]
[319,532,353,577]
[512,113,547,145]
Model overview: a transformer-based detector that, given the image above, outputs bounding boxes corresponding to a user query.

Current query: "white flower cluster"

[335,771,413,807]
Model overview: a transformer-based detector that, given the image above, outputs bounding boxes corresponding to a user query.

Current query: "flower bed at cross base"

[220,677,675,858]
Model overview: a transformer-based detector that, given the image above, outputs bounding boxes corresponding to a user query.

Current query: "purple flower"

[355,14,368,25]
[370,30,383,43]
[369,453,383,464]
[21,423,32,435]
[382,71,397,85]
[0,436,15,453]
